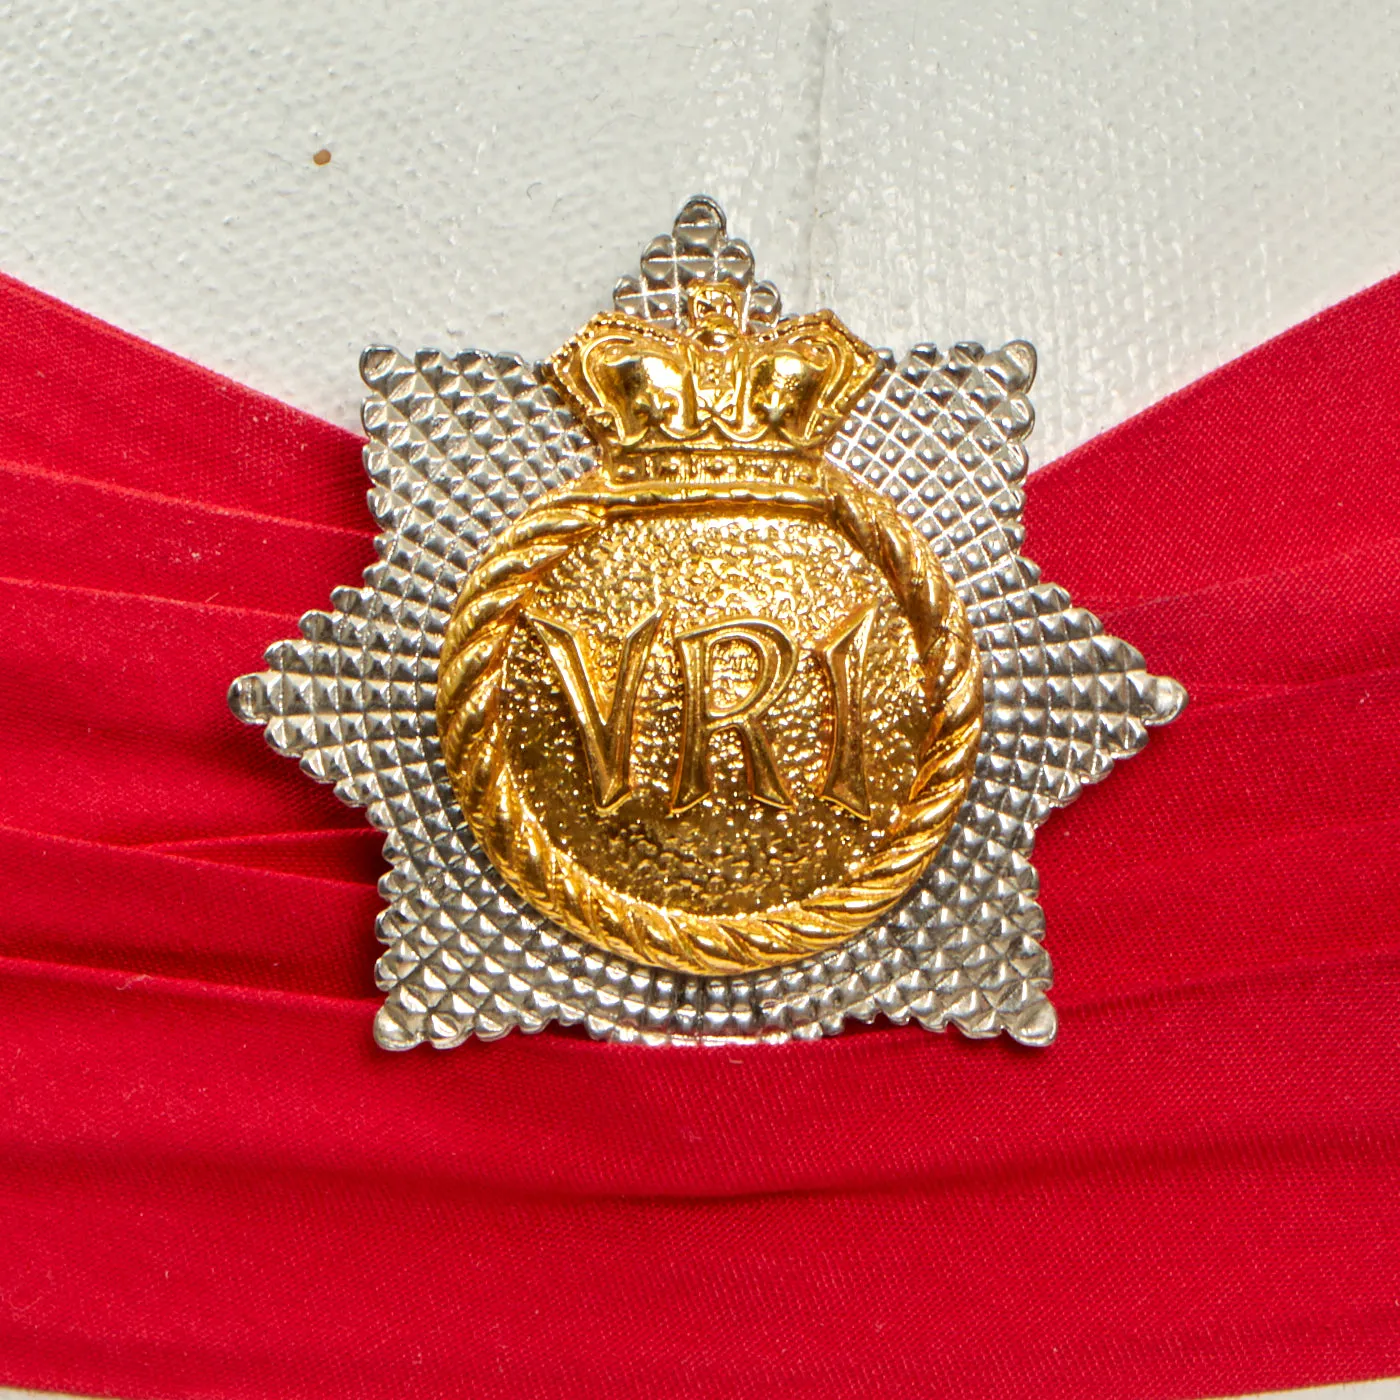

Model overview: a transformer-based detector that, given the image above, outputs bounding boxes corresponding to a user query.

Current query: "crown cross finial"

[613,195,781,333]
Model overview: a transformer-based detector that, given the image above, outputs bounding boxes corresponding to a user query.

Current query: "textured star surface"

[230,197,1185,1048]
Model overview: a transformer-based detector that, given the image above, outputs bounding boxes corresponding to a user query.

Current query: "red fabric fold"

[1,577,360,845]
[141,829,388,884]
[0,457,375,613]
[1097,534,1400,698]
[0,272,364,528]
[1,959,1397,1400]
[3,952,1397,1202]
[1024,270,1400,607]
[1,827,382,997]
[1,265,1398,1400]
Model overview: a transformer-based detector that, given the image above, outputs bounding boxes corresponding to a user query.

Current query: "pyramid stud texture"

[231,197,1182,1048]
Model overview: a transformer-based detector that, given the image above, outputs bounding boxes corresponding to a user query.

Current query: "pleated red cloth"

[1,268,1398,1400]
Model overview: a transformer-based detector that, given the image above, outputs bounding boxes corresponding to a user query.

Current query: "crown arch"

[542,282,883,475]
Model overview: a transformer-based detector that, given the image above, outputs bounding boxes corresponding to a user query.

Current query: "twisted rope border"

[436,470,983,975]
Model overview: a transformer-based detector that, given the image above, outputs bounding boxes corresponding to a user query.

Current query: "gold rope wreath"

[435,468,983,976]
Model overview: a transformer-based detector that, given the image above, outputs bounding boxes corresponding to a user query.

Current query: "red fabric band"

[0,269,1397,1400]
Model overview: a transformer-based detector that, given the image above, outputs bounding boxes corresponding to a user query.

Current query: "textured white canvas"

[0,2,1396,1397]
[2,0,1398,463]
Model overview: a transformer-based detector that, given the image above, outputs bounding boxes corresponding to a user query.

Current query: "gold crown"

[542,282,881,478]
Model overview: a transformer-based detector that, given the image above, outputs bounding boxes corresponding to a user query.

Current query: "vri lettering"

[525,608,878,818]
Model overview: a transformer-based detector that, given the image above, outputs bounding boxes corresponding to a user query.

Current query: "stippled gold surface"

[502,511,929,915]
[435,470,983,974]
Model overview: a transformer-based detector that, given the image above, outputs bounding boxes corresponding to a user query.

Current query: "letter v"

[525,611,662,812]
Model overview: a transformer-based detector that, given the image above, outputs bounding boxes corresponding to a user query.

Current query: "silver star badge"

[230,196,1185,1049]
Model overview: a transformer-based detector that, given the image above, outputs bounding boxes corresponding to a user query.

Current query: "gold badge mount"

[231,194,1187,1048]
[435,282,983,974]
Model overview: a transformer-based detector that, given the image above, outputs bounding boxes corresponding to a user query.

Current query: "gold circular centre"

[435,473,983,975]
[502,512,929,915]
